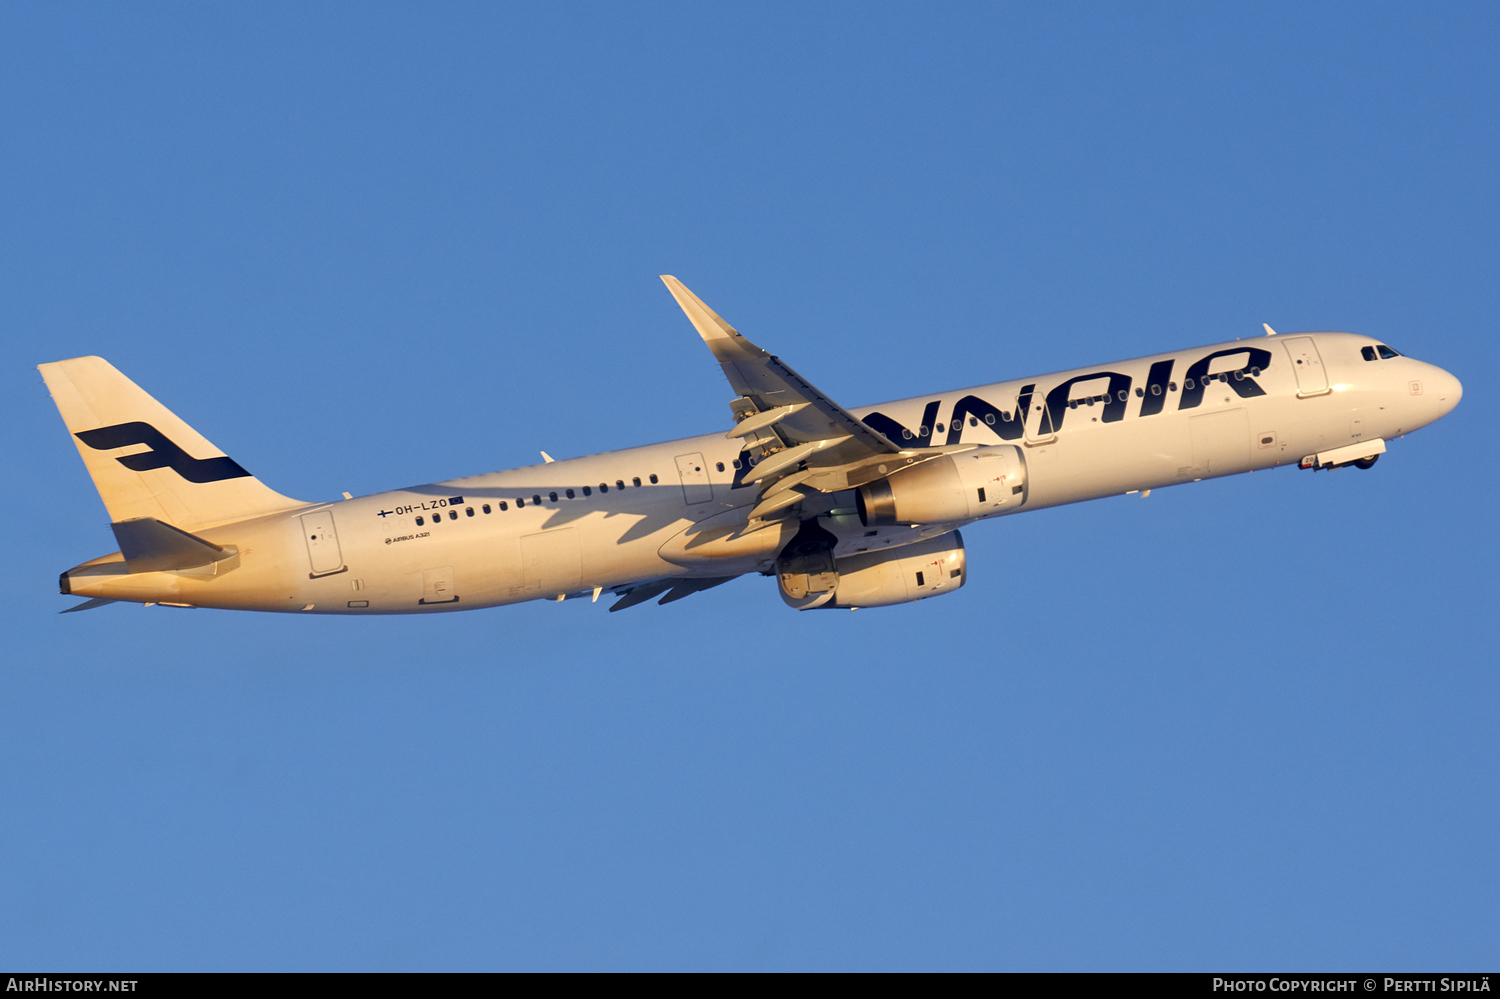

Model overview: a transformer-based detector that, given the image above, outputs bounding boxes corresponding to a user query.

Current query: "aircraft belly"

[658,508,795,575]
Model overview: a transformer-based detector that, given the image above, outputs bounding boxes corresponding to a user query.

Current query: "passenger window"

[1362,346,1378,361]
[532,495,542,506]
[565,488,575,499]
[466,507,474,517]
[633,476,642,486]
[549,491,558,502]
[499,501,508,511]
[482,504,491,514]
[1378,345,1400,359]
[969,417,977,427]
[616,480,625,490]
[650,474,659,484]
[935,423,944,433]
[985,414,995,424]
[582,486,591,496]
[715,463,724,472]
[516,498,524,507]
[416,515,424,526]
[599,483,608,493]
[449,510,458,520]
[1135,387,1144,397]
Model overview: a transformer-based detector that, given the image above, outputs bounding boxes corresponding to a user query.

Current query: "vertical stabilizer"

[39,356,306,531]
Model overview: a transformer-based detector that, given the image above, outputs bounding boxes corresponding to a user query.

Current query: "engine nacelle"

[778,532,967,610]
[857,445,1027,526]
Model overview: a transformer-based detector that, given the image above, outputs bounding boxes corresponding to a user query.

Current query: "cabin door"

[301,509,345,577]
[1282,337,1330,397]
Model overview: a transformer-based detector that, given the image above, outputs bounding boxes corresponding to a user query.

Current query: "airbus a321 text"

[42,277,1462,615]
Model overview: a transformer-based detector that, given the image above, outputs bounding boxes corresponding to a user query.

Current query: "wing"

[661,277,934,512]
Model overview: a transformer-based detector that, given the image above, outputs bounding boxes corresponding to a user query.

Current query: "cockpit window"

[1378,345,1401,359]
[1361,346,1378,361]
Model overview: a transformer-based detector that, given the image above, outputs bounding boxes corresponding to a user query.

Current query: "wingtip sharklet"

[659,275,739,342]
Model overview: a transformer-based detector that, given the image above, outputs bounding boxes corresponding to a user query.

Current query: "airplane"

[42,276,1462,615]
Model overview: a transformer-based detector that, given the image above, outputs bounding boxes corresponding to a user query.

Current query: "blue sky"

[1,2,1495,970]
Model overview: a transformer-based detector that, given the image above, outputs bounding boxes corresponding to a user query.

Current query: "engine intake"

[857,445,1027,526]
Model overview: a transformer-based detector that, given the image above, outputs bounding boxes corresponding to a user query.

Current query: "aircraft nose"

[1430,365,1462,415]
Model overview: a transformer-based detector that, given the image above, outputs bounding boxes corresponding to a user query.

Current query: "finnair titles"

[43,278,1461,615]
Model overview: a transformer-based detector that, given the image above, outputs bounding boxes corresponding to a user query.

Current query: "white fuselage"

[62,331,1461,614]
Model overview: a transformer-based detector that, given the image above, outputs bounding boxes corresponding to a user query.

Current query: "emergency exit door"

[675,452,714,505]
[1021,387,1056,445]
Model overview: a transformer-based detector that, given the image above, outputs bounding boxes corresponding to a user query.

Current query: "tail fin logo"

[75,422,252,484]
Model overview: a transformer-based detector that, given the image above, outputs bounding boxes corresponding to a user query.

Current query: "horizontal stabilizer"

[111,517,234,574]
[60,597,119,614]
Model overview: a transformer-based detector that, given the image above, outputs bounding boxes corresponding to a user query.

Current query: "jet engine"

[778,532,967,610]
[857,445,1027,527]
